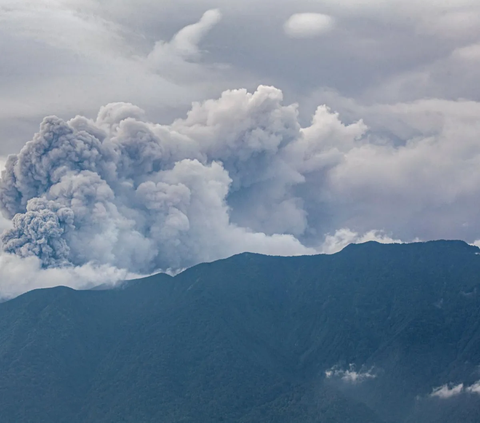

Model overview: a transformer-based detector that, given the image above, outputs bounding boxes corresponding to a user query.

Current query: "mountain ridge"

[1,240,480,422]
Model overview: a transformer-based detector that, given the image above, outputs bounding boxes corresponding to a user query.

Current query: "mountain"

[1,240,480,422]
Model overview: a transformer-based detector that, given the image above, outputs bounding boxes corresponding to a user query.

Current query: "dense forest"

[1,240,480,422]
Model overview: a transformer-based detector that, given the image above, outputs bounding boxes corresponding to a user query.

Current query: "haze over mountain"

[1,240,480,422]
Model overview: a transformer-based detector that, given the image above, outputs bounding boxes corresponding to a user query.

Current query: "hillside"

[1,241,480,422]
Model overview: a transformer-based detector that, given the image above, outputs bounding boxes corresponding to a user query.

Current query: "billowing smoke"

[3,84,479,286]
[1,86,348,274]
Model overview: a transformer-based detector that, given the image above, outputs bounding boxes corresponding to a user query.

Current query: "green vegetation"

[1,240,480,422]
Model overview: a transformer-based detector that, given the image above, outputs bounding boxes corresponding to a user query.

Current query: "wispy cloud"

[431,384,464,399]
[430,381,480,399]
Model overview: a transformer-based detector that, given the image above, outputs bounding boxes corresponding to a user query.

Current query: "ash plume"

[5,83,479,279]
[1,86,348,273]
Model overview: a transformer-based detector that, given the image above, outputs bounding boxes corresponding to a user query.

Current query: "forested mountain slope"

[1,241,480,422]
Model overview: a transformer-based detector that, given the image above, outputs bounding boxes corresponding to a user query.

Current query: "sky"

[1,0,480,296]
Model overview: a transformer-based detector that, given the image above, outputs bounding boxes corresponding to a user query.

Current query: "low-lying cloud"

[325,364,377,384]
[430,381,480,399]
[0,253,130,300]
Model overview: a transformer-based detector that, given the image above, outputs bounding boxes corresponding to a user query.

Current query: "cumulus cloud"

[284,13,335,38]
[325,364,377,384]
[299,92,480,242]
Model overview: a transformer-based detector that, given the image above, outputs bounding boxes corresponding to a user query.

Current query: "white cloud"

[170,9,222,58]
[320,229,403,255]
[284,13,335,38]
[325,364,377,384]
[466,381,480,394]
[0,253,131,300]
[146,9,227,83]
[430,381,480,399]
[0,156,7,173]
[431,383,464,399]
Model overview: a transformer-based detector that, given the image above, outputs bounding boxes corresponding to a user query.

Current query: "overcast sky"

[3,0,480,144]
[1,0,480,296]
